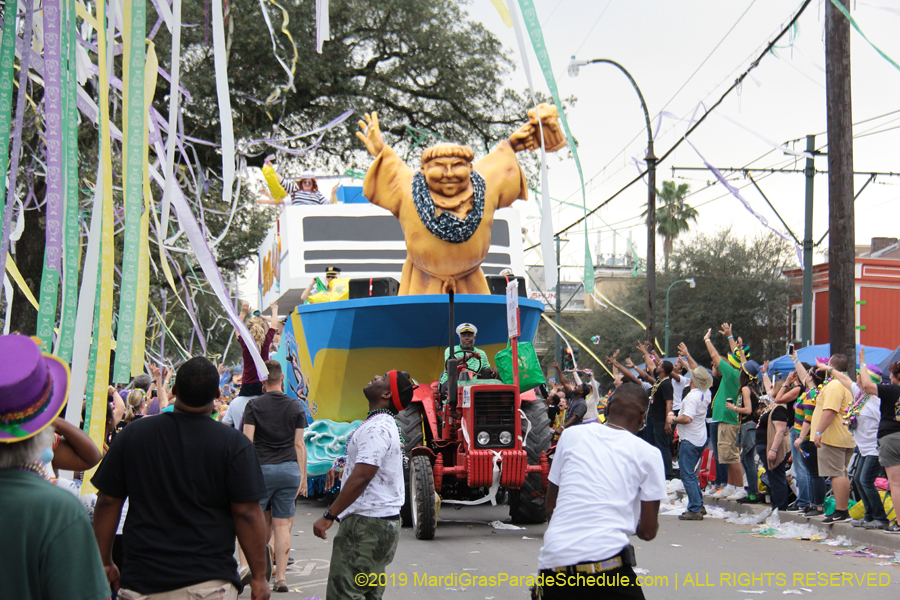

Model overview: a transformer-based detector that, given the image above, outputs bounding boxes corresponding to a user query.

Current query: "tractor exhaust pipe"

[447,290,457,411]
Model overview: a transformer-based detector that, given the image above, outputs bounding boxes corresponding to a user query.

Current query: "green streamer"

[82,264,103,433]
[113,0,147,382]
[57,0,81,363]
[517,0,595,293]
[829,0,900,73]
[0,2,18,225]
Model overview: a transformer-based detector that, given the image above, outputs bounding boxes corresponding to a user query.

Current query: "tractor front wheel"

[410,455,437,540]
[396,405,427,526]
[508,397,552,524]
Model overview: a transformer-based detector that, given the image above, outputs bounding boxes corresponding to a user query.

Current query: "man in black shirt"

[243,360,308,592]
[650,361,676,480]
[92,357,271,600]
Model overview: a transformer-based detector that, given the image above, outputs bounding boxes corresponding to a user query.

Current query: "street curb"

[675,491,900,555]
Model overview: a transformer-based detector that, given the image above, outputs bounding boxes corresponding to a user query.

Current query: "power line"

[547,0,814,240]
[574,0,613,56]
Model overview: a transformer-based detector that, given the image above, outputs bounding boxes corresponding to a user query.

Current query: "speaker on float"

[349,277,400,299]
[485,275,526,297]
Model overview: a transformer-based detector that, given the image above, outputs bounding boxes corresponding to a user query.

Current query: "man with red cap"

[314,370,415,600]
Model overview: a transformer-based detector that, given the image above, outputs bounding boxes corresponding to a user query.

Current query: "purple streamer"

[43,0,64,273]
[0,3,35,286]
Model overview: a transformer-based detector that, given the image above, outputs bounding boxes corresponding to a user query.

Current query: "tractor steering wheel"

[445,349,483,375]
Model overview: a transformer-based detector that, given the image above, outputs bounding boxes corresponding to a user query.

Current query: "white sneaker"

[712,485,734,498]
[726,488,747,501]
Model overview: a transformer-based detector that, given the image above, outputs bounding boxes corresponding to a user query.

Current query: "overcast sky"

[241,1,900,303]
[464,0,900,282]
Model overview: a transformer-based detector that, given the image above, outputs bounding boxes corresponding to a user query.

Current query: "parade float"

[262,106,567,513]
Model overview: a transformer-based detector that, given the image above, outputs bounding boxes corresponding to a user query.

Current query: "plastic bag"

[308,278,350,303]
[495,341,545,393]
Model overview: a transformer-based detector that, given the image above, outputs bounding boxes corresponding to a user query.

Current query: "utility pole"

[554,235,562,366]
[646,142,657,348]
[801,135,815,347]
[825,0,856,364]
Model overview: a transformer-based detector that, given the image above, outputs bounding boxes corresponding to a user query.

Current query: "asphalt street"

[238,497,900,600]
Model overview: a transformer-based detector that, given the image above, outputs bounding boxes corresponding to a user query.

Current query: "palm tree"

[644,181,698,271]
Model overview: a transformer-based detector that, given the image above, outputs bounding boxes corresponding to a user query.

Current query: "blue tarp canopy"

[876,345,900,376]
[769,344,892,375]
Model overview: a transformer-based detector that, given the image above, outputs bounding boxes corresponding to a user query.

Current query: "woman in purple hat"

[0,334,111,600]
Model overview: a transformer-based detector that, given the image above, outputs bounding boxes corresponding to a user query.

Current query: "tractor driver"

[439,323,498,392]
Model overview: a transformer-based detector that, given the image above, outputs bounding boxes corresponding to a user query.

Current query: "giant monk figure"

[357,105,566,295]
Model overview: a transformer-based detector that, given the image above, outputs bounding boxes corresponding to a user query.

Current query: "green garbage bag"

[495,341,546,393]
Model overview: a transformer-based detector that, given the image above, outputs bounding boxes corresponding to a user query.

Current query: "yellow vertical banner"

[131,43,158,372]
[83,0,117,495]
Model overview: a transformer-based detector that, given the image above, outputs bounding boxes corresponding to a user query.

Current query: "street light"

[567,56,657,346]
[665,278,695,358]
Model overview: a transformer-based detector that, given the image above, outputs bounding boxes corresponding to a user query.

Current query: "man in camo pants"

[314,370,415,599]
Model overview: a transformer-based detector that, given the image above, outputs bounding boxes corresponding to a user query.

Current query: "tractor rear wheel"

[396,405,426,526]
[410,455,437,540]
[508,397,552,524]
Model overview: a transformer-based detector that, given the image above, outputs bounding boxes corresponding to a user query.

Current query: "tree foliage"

[560,229,799,387]
[643,180,698,272]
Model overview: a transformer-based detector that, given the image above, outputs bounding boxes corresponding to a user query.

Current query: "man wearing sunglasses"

[300,266,342,303]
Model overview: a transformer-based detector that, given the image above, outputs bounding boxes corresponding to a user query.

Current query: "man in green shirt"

[704,324,745,499]
[439,323,497,387]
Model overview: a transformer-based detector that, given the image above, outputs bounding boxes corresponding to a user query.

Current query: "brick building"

[784,237,900,348]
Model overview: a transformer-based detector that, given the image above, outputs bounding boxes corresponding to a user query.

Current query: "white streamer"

[258,0,294,93]
[506,0,556,291]
[64,161,104,427]
[541,317,578,370]
[315,0,330,53]
[210,0,236,250]
[159,0,182,244]
[3,275,12,335]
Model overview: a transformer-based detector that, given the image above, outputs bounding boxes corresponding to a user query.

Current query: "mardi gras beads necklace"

[332,408,405,474]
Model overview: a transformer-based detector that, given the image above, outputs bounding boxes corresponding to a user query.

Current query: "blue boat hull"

[276,294,544,422]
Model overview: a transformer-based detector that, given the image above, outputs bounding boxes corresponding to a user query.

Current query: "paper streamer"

[540,313,613,378]
[829,0,900,74]
[505,0,556,293]
[113,0,147,382]
[0,1,34,288]
[516,0,594,294]
[686,139,803,269]
[3,273,11,334]
[489,0,514,27]
[55,0,81,362]
[210,0,236,244]
[258,0,294,96]
[82,0,117,496]
[131,41,158,374]
[0,3,18,219]
[5,253,40,309]
[315,0,330,53]
[35,0,64,352]
[159,0,182,246]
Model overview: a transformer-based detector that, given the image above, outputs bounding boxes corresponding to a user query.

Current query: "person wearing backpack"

[724,360,761,502]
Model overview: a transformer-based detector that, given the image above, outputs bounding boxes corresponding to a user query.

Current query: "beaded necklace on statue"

[844,386,873,429]
[332,408,405,474]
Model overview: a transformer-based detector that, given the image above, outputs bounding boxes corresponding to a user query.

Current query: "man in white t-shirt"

[667,364,713,520]
[314,370,415,600]
[670,358,691,414]
[536,383,667,599]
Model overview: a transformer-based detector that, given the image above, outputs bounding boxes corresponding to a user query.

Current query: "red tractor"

[395,296,552,540]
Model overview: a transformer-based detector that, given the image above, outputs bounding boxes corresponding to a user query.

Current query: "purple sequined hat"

[0,335,70,442]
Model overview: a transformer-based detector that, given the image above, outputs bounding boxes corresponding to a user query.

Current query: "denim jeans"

[708,422,728,486]
[679,439,704,513]
[800,440,826,506]
[789,428,811,508]
[740,422,758,496]
[757,444,790,510]
[854,453,887,521]
[653,421,674,480]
